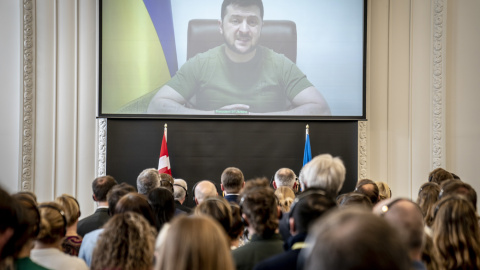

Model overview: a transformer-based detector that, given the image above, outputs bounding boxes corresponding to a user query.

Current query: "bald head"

[274,168,296,190]
[194,181,218,205]
[374,198,425,261]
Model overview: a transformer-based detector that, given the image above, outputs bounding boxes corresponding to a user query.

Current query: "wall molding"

[358,121,367,180]
[20,0,36,191]
[96,118,107,177]
[431,0,447,169]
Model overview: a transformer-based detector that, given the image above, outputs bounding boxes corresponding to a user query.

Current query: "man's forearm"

[147,98,213,114]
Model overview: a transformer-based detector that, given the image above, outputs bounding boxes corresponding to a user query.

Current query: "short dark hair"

[115,193,157,229]
[304,208,410,270]
[355,179,379,205]
[92,175,117,201]
[106,183,136,215]
[221,0,264,21]
[221,167,245,193]
[148,187,175,230]
[159,173,174,185]
[291,189,336,234]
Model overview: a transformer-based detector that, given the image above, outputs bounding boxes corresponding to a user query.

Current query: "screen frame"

[97,0,368,121]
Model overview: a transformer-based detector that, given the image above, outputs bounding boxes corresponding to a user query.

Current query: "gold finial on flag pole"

[306,124,309,139]
[164,123,168,141]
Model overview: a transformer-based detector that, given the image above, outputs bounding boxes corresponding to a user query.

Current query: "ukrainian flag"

[102,0,177,113]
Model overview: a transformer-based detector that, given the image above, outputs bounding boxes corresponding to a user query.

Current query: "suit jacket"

[224,194,240,204]
[77,208,110,238]
[175,200,192,214]
[253,233,307,270]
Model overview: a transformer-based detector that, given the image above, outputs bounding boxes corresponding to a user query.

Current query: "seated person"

[55,194,82,256]
[147,0,330,116]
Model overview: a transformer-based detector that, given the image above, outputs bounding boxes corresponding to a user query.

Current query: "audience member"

[173,178,192,214]
[147,187,175,230]
[194,196,233,237]
[229,203,245,249]
[77,175,117,237]
[298,154,346,198]
[91,212,156,270]
[438,179,477,210]
[115,193,157,228]
[431,195,480,269]
[273,168,298,193]
[336,192,373,209]
[376,181,392,201]
[0,187,17,263]
[55,194,82,256]
[155,215,235,270]
[159,173,175,185]
[233,183,284,270]
[428,168,453,185]
[159,179,174,194]
[374,198,427,270]
[79,182,136,266]
[302,207,410,270]
[254,188,337,270]
[355,179,380,205]
[221,167,245,203]
[137,168,160,195]
[31,202,88,270]
[274,186,295,213]
[10,193,48,270]
[416,182,440,227]
[193,180,218,205]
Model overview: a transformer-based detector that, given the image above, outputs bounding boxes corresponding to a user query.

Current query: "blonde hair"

[155,215,235,270]
[275,186,295,213]
[91,212,156,270]
[37,202,66,244]
[375,181,391,201]
[55,194,80,226]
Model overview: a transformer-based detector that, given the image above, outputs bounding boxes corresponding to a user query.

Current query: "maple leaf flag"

[158,125,171,175]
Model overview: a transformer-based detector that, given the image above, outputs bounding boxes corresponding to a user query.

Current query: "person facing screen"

[147,0,330,116]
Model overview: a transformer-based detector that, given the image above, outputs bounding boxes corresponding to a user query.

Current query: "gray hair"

[274,168,296,188]
[299,154,346,197]
[136,168,160,195]
[173,179,188,201]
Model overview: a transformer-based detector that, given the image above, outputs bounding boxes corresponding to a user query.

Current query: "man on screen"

[147,0,330,115]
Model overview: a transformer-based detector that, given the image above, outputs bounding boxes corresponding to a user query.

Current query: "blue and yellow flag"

[102,0,178,113]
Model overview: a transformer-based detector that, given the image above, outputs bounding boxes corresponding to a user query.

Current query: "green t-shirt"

[15,257,51,270]
[167,45,313,113]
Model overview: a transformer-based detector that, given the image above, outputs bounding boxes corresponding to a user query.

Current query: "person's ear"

[218,20,223,35]
[221,184,225,191]
[92,194,98,202]
[273,181,277,189]
[289,217,296,235]
[242,213,249,227]
[195,198,199,205]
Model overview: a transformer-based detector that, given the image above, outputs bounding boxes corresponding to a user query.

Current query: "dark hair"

[195,197,233,237]
[93,175,118,201]
[355,179,379,205]
[221,0,264,21]
[107,183,136,216]
[147,188,175,231]
[304,208,410,270]
[228,203,244,241]
[221,167,245,193]
[239,184,278,238]
[337,192,373,209]
[115,193,157,229]
[291,189,336,234]
[9,193,40,258]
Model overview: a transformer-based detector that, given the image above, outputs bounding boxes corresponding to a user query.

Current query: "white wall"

[0,0,479,214]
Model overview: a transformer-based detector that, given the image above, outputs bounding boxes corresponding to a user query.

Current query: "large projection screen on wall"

[99,0,366,120]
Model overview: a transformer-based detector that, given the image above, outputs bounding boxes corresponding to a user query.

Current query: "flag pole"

[306,124,309,140]
[164,123,167,141]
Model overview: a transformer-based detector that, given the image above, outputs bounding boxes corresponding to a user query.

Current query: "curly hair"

[91,212,156,270]
[239,184,278,238]
[431,195,480,269]
[155,215,234,270]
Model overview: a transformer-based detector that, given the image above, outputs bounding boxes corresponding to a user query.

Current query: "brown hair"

[431,195,480,269]
[115,193,157,228]
[221,167,245,193]
[37,202,66,244]
[55,194,80,226]
[194,196,232,236]
[91,212,156,270]
[428,168,453,184]
[92,175,117,201]
[416,182,440,227]
[155,215,234,270]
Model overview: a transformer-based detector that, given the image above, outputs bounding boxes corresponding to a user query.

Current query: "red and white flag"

[158,125,171,175]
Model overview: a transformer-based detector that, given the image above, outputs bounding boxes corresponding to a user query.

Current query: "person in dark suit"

[173,179,192,214]
[221,167,245,204]
[77,176,117,237]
